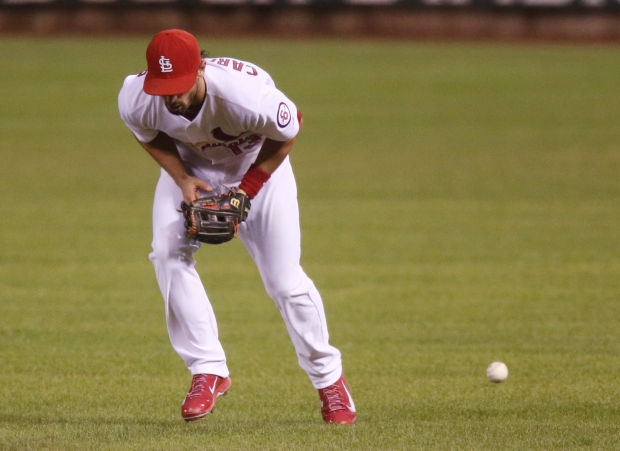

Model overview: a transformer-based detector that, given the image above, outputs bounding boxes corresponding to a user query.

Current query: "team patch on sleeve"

[277,102,292,128]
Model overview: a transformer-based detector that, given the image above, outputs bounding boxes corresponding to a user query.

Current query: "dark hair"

[201,50,210,58]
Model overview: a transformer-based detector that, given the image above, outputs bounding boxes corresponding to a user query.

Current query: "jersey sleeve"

[245,84,300,142]
[118,75,159,143]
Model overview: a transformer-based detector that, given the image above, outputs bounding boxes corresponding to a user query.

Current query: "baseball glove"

[181,189,250,244]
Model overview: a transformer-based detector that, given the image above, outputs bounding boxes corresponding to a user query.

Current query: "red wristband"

[239,165,271,199]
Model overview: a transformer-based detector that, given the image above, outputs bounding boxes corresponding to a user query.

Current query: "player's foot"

[181,374,231,421]
[318,374,356,425]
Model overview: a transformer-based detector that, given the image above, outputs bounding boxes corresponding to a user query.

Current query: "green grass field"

[1,36,619,449]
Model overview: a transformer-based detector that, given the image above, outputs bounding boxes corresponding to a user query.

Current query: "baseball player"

[117,29,356,424]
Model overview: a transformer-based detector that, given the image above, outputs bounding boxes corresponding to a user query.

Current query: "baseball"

[486,361,509,383]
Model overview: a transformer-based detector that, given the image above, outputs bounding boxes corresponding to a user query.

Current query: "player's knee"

[263,269,310,301]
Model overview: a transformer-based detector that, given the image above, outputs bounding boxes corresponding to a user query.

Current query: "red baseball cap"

[144,29,201,96]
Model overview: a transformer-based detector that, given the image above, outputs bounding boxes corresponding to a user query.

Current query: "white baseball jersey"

[118,57,300,183]
[117,56,343,390]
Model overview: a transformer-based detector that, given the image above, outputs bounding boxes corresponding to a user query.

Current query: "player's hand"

[180,176,213,204]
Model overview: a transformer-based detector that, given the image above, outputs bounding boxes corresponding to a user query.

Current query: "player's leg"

[149,169,229,376]
[238,158,343,389]
[150,169,231,420]
[239,159,355,424]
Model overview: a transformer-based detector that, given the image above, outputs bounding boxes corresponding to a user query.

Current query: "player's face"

[161,65,205,115]
[162,82,200,115]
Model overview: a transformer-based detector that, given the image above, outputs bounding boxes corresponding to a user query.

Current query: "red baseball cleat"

[181,374,231,421]
[318,374,356,425]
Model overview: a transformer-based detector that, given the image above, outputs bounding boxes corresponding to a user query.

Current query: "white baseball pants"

[149,157,342,389]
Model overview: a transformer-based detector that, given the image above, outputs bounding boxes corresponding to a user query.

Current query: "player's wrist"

[238,165,270,199]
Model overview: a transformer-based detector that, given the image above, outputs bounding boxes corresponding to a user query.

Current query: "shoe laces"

[321,384,347,412]
[187,375,209,399]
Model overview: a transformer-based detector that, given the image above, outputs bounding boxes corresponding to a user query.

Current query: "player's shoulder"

[204,57,280,118]
[118,70,152,114]
[204,57,274,98]
[119,71,148,95]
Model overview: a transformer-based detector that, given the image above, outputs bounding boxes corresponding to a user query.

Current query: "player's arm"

[134,132,213,204]
[238,115,303,198]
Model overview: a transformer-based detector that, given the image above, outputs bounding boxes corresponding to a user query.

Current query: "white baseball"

[486,361,509,383]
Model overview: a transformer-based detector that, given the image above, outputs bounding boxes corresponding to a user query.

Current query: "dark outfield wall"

[1,3,620,41]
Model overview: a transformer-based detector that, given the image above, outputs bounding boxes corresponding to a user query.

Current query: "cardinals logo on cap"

[159,56,173,73]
